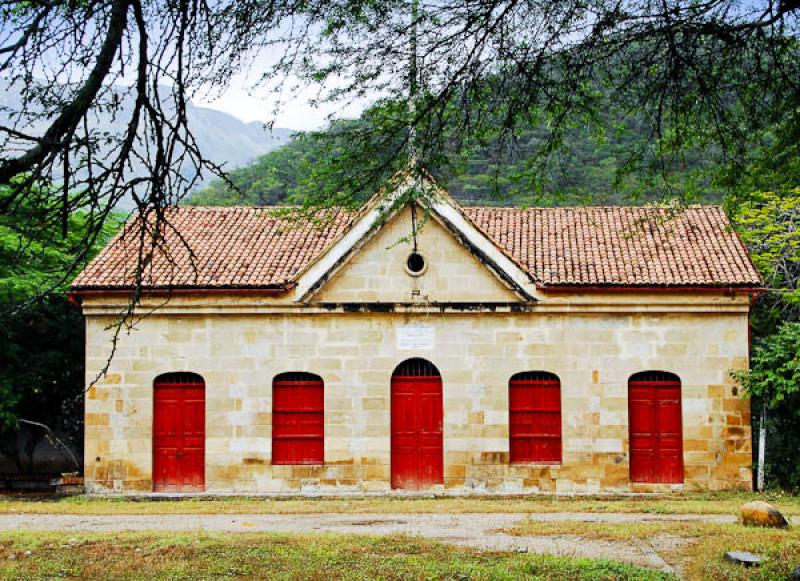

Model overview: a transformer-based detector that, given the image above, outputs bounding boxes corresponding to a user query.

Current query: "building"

[70,174,761,494]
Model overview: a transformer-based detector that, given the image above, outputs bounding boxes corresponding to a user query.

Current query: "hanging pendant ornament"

[411,201,418,253]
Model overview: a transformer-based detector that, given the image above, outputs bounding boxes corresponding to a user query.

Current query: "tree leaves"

[0,184,120,434]
[0,185,121,305]
[734,189,800,335]
[732,321,800,408]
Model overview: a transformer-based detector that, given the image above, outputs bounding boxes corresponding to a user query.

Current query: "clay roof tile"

[72,204,762,290]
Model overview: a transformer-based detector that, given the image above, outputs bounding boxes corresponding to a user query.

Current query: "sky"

[193,69,373,132]
[195,86,361,131]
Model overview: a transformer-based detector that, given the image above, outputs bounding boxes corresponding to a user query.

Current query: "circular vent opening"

[405,252,427,276]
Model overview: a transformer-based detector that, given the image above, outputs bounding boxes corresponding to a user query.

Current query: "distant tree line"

[190,105,725,208]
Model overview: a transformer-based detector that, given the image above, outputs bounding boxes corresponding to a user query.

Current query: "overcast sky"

[193,69,372,131]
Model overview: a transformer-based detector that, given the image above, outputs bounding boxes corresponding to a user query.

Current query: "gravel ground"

[3,511,776,574]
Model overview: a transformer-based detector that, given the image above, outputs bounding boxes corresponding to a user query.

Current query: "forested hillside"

[191,114,722,207]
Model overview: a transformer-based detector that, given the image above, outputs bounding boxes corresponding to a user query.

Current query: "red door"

[272,373,324,464]
[391,359,443,490]
[628,372,683,484]
[153,373,205,492]
[509,372,562,463]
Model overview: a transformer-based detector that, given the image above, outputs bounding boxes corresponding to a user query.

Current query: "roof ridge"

[462,204,725,211]
[175,205,325,210]
[174,204,725,212]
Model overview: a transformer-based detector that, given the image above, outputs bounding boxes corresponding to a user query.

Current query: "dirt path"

[3,511,770,575]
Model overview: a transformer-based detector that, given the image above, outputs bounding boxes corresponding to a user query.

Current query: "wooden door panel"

[629,378,683,484]
[273,438,325,465]
[509,375,562,464]
[271,377,324,465]
[630,449,654,483]
[629,386,655,484]
[273,383,324,410]
[391,371,443,490]
[153,448,179,492]
[153,378,205,492]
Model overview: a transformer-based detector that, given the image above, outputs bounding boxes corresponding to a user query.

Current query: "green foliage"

[190,100,724,208]
[190,138,313,206]
[734,189,800,336]
[0,296,86,444]
[193,112,412,211]
[733,323,800,406]
[447,118,720,206]
[727,102,800,202]
[731,322,800,490]
[0,186,122,303]
[0,184,121,436]
[736,190,800,298]
[727,103,800,490]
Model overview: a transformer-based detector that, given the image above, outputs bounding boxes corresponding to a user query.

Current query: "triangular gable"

[292,173,540,303]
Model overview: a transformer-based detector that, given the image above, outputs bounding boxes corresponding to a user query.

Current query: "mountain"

[189,116,724,208]
[180,106,295,170]
[0,84,295,209]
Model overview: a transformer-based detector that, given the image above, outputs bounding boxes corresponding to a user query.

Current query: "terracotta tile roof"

[72,204,761,291]
[462,206,760,288]
[72,207,354,290]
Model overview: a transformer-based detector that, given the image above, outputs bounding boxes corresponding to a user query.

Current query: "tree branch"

[0,0,130,185]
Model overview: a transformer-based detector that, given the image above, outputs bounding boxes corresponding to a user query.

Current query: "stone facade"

[316,207,520,303]
[79,204,754,494]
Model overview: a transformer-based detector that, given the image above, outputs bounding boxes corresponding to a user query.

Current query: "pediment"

[292,172,539,304]
[310,206,522,304]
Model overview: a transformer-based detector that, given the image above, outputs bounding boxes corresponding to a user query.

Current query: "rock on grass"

[740,501,789,528]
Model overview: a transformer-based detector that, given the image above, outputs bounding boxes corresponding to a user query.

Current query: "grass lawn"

[506,519,800,580]
[0,531,675,581]
[0,491,798,516]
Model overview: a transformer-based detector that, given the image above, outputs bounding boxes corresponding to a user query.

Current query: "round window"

[405,252,427,276]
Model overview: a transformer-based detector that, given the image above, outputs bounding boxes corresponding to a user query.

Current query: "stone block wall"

[83,304,752,494]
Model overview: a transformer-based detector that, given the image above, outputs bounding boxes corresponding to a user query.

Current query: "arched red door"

[272,372,324,465]
[628,371,683,484]
[391,359,443,490]
[153,372,205,492]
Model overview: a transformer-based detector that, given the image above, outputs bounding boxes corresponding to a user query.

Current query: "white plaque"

[397,324,435,350]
